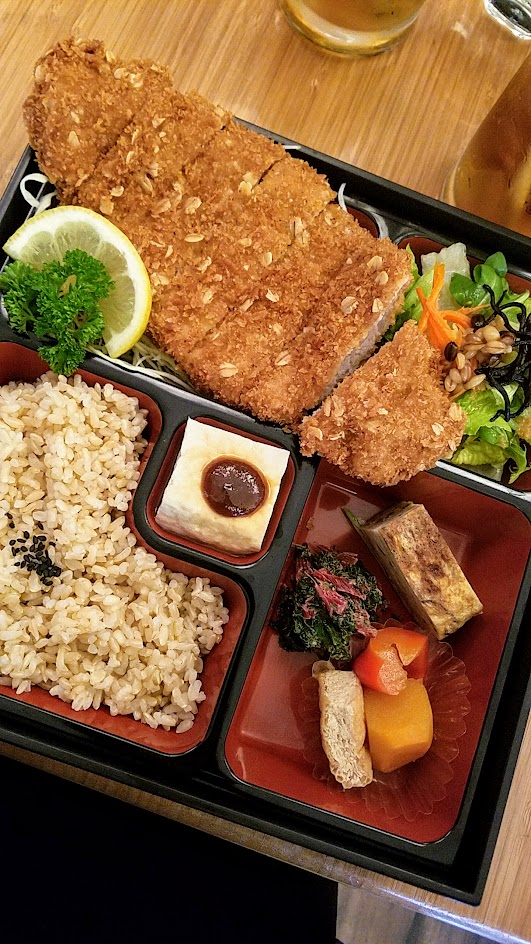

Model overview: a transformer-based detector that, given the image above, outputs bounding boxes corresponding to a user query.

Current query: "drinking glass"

[279,0,428,56]
[442,53,531,237]
[484,1,531,39]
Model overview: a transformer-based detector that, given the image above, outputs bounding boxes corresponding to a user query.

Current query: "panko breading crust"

[151,154,334,363]
[245,230,411,425]
[299,321,467,487]
[24,38,175,202]
[185,204,367,405]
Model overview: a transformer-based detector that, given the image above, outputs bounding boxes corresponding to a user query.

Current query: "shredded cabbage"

[337,182,347,212]
[87,335,196,392]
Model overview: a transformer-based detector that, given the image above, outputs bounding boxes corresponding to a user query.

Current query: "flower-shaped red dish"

[298,622,471,822]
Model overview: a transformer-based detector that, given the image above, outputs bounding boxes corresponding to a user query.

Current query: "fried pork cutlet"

[24,38,175,202]
[131,118,286,278]
[244,230,412,426]
[74,93,235,259]
[299,321,467,487]
[185,206,370,406]
[75,115,289,349]
[184,119,286,205]
[148,155,334,364]
[26,40,460,490]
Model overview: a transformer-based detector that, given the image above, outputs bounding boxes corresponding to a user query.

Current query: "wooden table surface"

[0,1,530,941]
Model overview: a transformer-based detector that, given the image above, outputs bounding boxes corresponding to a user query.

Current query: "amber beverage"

[443,54,531,238]
[279,0,428,55]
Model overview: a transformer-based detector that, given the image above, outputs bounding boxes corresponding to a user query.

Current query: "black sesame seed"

[8,521,15,529]
[23,531,29,539]
[36,521,44,530]
[9,539,16,546]
[6,512,12,519]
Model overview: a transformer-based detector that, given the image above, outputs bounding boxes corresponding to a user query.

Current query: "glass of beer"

[279,0,429,56]
[442,54,531,238]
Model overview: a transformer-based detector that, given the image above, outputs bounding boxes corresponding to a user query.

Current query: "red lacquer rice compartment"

[222,460,531,842]
[0,341,248,756]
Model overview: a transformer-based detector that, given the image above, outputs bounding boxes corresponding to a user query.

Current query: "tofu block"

[156,419,289,555]
[355,502,483,639]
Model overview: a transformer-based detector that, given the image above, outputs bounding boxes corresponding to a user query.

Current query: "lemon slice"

[3,205,152,359]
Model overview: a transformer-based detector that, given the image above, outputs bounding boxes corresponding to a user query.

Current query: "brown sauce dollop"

[201,456,267,517]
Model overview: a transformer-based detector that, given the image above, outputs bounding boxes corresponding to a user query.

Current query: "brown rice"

[0,372,228,733]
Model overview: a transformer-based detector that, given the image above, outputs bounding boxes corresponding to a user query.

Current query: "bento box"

[0,138,530,907]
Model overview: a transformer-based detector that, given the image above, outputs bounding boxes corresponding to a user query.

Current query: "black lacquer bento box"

[1,134,530,906]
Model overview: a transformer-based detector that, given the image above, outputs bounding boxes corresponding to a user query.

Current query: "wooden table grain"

[0,1,530,941]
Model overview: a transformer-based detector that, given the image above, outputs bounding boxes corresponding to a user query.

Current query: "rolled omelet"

[353,501,483,639]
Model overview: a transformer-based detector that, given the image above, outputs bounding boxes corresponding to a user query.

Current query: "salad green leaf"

[381,246,433,342]
[386,246,531,483]
[452,384,529,482]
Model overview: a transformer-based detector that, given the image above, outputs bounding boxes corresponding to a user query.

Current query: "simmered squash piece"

[363,678,433,773]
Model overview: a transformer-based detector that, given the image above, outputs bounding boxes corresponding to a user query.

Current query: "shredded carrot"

[416,263,487,352]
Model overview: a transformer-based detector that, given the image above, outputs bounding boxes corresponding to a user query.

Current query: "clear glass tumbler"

[442,53,531,237]
[279,0,428,56]
[484,0,531,38]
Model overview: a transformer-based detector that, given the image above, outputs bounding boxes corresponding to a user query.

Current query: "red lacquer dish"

[297,624,471,822]
[0,342,247,756]
[224,460,530,842]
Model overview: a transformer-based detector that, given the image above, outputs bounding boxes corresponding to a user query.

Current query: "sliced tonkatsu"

[299,321,467,487]
[149,155,334,365]
[243,228,412,425]
[24,37,175,202]
[185,205,370,406]
[24,39,465,490]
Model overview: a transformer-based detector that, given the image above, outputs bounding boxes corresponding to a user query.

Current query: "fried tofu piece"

[354,501,483,638]
[185,206,372,407]
[315,663,373,789]
[24,37,175,202]
[299,320,467,487]
[245,231,412,425]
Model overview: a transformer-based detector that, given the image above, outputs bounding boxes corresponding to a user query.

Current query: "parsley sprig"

[0,249,114,375]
